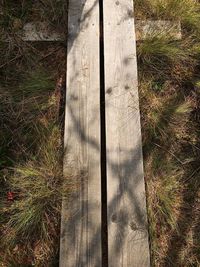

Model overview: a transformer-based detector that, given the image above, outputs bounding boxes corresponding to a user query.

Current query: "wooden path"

[19,21,181,42]
[60,0,150,266]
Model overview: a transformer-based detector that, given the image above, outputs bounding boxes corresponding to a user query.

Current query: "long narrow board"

[60,1,101,266]
[103,1,150,266]
[18,20,181,42]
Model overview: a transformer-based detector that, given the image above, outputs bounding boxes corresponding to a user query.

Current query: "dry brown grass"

[0,37,67,265]
[136,1,200,266]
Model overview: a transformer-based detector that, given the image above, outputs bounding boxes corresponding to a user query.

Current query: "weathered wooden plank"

[21,22,65,41]
[18,20,181,42]
[103,1,150,266]
[135,20,181,40]
[60,0,101,266]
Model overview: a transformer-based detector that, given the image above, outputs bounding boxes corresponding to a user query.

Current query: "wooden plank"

[135,20,181,41]
[18,20,181,42]
[59,0,101,266]
[21,22,65,41]
[103,1,150,266]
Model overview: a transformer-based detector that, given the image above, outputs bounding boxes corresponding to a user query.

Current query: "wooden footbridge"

[16,1,181,264]
[60,0,150,266]
[10,0,182,265]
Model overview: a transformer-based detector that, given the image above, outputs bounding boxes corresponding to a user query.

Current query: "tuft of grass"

[1,125,62,243]
[139,79,193,147]
[145,148,185,266]
[146,155,183,227]
[137,37,186,63]
[0,62,66,266]
[135,1,200,266]
[137,36,196,81]
[0,120,77,266]
[20,69,54,96]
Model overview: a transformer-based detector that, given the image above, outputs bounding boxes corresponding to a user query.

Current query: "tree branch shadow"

[60,0,149,266]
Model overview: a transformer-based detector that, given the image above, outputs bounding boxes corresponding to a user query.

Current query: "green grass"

[20,70,54,96]
[137,37,189,64]
[1,125,62,259]
[0,3,67,263]
[137,36,196,82]
[0,64,65,265]
[136,1,200,266]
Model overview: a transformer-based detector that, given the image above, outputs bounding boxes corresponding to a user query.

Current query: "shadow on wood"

[60,0,150,266]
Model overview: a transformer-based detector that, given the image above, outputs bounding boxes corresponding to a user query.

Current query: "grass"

[135,0,200,32]
[1,125,62,265]
[135,1,200,266]
[0,1,68,264]
[0,0,68,31]
[0,62,66,265]
[137,36,196,82]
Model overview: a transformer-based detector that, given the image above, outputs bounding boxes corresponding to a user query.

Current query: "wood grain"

[60,0,101,266]
[103,1,150,266]
[19,20,181,42]
[135,20,181,40]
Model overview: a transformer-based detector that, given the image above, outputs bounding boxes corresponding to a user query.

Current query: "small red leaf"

[7,191,14,201]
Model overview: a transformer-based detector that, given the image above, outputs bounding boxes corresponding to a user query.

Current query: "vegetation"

[135,0,200,266]
[0,1,67,265]
[0,0,200,266]
[0,63,66,266]
[0,0,68,31]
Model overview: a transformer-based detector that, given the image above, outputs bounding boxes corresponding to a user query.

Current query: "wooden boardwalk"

[60,0,150,266]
